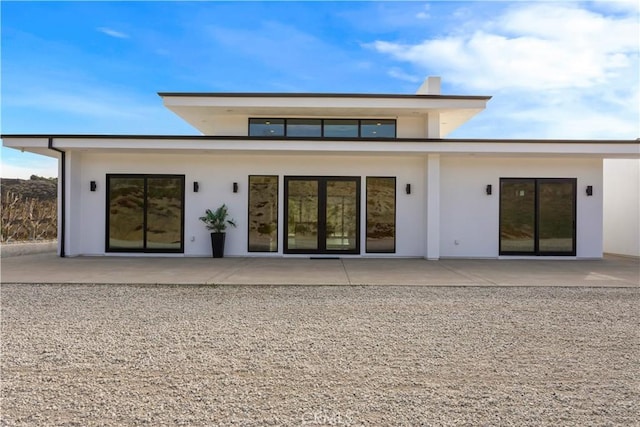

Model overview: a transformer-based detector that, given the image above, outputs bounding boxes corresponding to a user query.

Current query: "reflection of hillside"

[367,179,395,239]
[108,177,183,249]
[249,177,278,251]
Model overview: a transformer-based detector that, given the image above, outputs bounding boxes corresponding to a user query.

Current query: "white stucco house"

[3,77,639,259]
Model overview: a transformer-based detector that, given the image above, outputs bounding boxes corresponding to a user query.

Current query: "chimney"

[416,76,441,95]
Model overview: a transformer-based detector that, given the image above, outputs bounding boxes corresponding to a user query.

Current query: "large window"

[107,174,184,253]
[248,175,279,252]
[500,178,576,256]
[249,118,396,139]
[366,177,396,253]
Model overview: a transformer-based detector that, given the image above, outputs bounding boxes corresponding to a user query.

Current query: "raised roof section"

[159,91,492,137]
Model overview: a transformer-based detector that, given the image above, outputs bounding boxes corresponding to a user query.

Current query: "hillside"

[1,176,57,201]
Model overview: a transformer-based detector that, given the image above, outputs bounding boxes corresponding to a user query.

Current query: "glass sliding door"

[108,177,145,250]
[500,178,576,256]
[325,180,358,251]
[287,179,319,251]
[248,175,279,252]
[538,180,576,254]
[107,174,185,253]
[285,177,360,254]
[146,177,184,250]
[500,179,535,253]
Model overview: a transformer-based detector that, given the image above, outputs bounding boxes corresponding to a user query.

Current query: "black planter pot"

[210,232,226,258]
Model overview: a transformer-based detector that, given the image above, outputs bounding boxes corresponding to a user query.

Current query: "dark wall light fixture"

[405,184,411,195]
[193,182,199,192]
[586,185,593,196]
[486,184,492,195]
[90,181,97,192]
[233,182,239,193]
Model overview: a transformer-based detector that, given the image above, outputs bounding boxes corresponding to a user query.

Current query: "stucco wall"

[66,152,604,258]
[603,159,640,257]
[73,153,426,257]
[440,157,603,258]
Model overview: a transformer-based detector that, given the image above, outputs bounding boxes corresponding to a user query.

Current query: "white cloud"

[97,27,129,39]
[387,67,421,83]
[416,4,430,19]
[368,2,640,139]
[372,3,638,91]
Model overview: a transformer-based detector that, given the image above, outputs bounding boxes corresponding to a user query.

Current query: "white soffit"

[160,94,490,135]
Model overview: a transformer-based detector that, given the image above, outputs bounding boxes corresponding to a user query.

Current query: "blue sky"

[1,0,638,178]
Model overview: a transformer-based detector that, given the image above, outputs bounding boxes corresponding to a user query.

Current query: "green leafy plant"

[199,204,237,233]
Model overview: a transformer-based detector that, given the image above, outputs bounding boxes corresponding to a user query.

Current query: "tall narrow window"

[107,175,184,253]
[248,175,279,252]
[366,177,396,253]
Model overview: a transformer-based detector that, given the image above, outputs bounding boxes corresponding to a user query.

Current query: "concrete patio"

[1,253,638,286]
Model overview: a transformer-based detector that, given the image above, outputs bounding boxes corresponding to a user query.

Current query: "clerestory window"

[248,118,396,139]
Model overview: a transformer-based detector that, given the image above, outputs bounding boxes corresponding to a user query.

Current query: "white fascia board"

[45,138,640,158]
[162,95,488,112]
[2,137,49,148]
[1,137,60,158]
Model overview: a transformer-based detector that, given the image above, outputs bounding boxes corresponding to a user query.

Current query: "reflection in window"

[323,119,359,138]
[361,120,396,138]
[108,177,145,249]
[107,175,184,252]
[146,177,184,250]
[366,177,396,253]
[248,176,278,252]
[249,118,285,137]
[287,180,319,250]
[287,119,322,137]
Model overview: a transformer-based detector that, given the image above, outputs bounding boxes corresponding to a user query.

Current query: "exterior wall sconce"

[233,182,239,193]
[486,184,492,195]
[193,182,199,192]
[405,184,411,195]
[90,181,97,192]
[586,185,593,196]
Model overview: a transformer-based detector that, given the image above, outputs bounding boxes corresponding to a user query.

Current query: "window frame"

[248,118,397,139]
[499,177,577,256]
[248,118,285,137]
[105,174,185,254]
[365,176,397,254]
[247,175,279,253]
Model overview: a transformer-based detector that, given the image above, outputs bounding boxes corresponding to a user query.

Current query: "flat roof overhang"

[158,92,492,137]
[3,135,639,159]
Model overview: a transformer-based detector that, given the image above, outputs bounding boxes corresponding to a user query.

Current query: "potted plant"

[199,204,237,258]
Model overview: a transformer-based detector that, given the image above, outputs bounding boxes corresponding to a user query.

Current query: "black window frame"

[248,118,397,139]
[284,176,361,255]
[365,176,397,254]
[499,177,577,256]
[248,118,285,137]
[105,174,185,254]
[247,175,279,253]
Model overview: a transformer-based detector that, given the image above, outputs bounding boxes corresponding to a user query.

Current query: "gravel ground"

[1,284,638,426]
